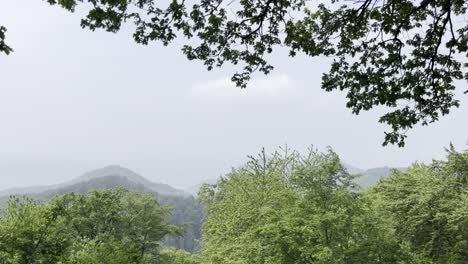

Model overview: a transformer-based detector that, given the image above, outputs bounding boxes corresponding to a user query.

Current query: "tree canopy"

[197,145,468,263]
[1,0,467,146]
[371,145,468,262]
[0,26,12,55]
[198,148,407,263]
[0,188,179,263]
[0,146,467,263]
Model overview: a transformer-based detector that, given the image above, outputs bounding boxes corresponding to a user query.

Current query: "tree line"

[0,145,467,263]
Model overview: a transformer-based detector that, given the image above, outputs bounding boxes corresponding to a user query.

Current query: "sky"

[0,0,467,189]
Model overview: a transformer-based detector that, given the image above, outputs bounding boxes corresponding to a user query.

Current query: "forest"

[0,146,466,263]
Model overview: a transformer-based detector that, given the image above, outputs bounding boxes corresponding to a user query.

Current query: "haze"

[0,0,466,189]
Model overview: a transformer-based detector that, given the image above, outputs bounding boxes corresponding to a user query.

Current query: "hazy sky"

[0,0,467,189]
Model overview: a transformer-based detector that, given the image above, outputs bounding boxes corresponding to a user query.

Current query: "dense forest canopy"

[197,145,468,263]
[0,189,182,263]
[1,146,467,263]
[1,0,467,146]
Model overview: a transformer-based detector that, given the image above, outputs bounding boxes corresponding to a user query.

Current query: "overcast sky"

[0,0,467,189]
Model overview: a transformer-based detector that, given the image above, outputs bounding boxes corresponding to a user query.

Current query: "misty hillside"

[342,163,406,187]
[0,165,186,197]
[353,166,406,187]
[3,175,157,204]
[76,165,186,196]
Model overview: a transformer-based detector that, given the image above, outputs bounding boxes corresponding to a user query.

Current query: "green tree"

[0,188,179,263]
[160,248,200,264]
[3,0,467,146]
[372,145,468,263]
[0,197,70,263]
[198,148,300,263]
[56,188,179,263]
[198,147,412,263]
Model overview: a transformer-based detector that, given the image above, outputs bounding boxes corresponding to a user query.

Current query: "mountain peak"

[73,165,187,196]
[0,165,187,197]
[75,165,150,185]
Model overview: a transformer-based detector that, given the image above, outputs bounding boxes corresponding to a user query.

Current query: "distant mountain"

[342,162,407,187]
[0,175,152,206]
[77,165,186,196]
[0,185,55,196]
[0,165,186,197]
[353,166,393,187]
[342,163,365,175]
[73,165,151,185]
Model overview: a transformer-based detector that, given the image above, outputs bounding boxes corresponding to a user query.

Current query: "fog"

[0,0,466,189]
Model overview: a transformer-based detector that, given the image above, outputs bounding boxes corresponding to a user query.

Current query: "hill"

[353,166,406,187]
[0,165,186,197]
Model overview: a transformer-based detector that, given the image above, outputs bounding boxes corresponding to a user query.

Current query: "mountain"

[0,165,186,197]
[353,166,393,187]
[353,166,406,187]
[342,163,365,175]
[75,165,186,196]
[0,175,148,205]
[73,165,151,185]
[343,162,407,187]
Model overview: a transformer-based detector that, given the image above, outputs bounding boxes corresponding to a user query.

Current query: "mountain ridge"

[0,165,186,197]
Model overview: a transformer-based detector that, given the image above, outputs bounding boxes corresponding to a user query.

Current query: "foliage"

[196,146,468,263]
[0,146,467,263]
[0,188,178,263]
[2,0,466,145]
[0,197,70,263]
[372,144,468,263]
[198,148,300,263]
[288,0,468,146]
[198,147,416,263]
[0,26,12,55]
[161,248,201,264]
